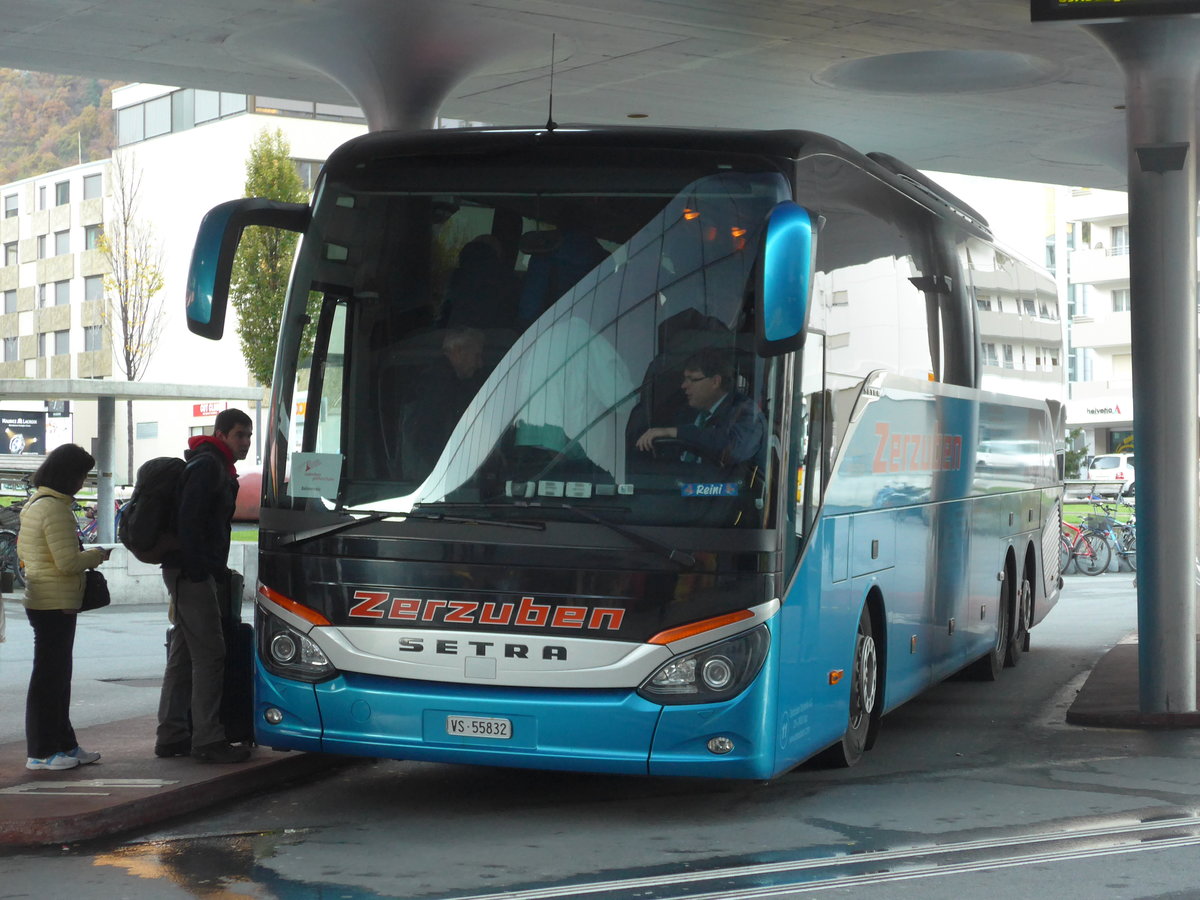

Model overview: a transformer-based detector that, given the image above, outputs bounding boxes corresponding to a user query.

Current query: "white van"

[1087,453,1135,496]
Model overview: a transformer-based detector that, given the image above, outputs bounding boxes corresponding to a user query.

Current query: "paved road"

[5,575,1200,899]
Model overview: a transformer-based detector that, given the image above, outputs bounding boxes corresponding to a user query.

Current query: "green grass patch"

[1064,500,1134,525]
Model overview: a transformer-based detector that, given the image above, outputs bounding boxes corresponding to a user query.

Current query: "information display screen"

[1032,0,1200,22]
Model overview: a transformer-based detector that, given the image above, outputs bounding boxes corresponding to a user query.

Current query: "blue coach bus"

[186,127,1065,778]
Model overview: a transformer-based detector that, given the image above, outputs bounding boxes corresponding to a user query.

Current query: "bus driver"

[635,347,764,468]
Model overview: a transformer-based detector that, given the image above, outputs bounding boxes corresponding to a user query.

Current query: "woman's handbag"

[81,569,111,611]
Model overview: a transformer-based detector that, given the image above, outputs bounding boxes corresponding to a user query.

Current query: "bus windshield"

[273,145,792,529]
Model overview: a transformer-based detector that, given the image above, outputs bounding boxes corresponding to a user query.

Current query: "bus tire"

[1005,561,1033,668]
[968,568,1010,681]
[817,606,879,768]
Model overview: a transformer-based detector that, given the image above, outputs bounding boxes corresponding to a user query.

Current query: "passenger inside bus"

[400,327,489,479]
[437,235,519,330]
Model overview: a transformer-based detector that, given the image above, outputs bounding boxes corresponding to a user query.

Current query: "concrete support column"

[96,395,115,544]
[1087,19,1200,714]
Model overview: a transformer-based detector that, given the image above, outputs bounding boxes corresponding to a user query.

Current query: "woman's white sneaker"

[66,746,101,765]
[26,752,81,771]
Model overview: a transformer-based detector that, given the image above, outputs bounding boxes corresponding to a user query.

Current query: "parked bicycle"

[0,527,20,590]
[1082,494,1137,573]
[75,498,127,545]
[1061,516,1111,576]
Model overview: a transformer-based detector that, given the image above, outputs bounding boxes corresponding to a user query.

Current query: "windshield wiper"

[275,507,545,548]
[418,501,696,568]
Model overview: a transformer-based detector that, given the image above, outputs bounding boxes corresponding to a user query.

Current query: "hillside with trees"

[0,69,117,183]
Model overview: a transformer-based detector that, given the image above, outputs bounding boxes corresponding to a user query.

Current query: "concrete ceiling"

[0,0,1152,188]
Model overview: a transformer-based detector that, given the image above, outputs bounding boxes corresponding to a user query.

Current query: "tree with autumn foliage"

[100,151,166,482]
[0,70,116,181]
[229,128,308,388]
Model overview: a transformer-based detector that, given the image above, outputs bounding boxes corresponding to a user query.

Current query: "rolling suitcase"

[164,568,255,745]
[220,620,255,744]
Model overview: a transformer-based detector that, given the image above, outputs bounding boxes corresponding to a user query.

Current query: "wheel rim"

[1017,576,1032,636]
[850,629,878,729]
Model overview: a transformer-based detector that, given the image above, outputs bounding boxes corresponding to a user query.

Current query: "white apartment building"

[0,84,369,482]
[1062,187,1136,459]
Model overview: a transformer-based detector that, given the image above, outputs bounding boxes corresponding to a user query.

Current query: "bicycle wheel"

[1121,527,1136,572]
[1075,530,1111,576]
[1059,534,1074,575]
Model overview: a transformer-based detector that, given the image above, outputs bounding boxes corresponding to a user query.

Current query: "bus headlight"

[638,625,769,705]
[257,605,337,683]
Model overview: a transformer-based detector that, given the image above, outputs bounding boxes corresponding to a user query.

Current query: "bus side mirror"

[755,202,815,357]
[186,198,310,340]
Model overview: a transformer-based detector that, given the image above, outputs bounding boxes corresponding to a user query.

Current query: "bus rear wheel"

[968,569,1010,681]
[1005,567,1032,667]
[819,607,878,768]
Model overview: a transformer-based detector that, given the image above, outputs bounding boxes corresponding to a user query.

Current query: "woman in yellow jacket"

[18,444,110,771]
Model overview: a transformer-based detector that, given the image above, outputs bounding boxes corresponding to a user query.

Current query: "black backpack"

[118,456,189,563]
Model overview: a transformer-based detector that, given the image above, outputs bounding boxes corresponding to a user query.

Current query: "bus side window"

[786,333,826,573]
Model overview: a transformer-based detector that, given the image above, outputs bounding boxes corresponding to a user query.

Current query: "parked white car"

[1086,453,1135,496]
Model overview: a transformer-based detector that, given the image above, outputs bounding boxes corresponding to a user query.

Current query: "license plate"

[446,715,512,740]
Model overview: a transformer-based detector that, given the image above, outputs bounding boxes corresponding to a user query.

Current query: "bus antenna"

[546,34,558,132]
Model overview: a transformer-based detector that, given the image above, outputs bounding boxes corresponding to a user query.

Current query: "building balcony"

[1070,311,1131,350]
[1068,247,1129,285]
[1070,379,1133,400]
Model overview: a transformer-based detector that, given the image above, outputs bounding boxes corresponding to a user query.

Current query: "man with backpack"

[154,408,253,764]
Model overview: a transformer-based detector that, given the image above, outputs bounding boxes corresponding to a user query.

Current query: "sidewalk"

[0,716,347,847]
[0,599,350,849]
[1066,635,1200,728]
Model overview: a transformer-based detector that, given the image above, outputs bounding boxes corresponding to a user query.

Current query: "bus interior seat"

[516,228,609,325]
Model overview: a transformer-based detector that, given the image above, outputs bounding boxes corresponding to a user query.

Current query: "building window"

[3,289,14,313]
[54,329,69,355]
[1111,224,1129,256]
[37,284,46,308]
[3,194,16,218]
[293,158,323,191]
[1021,298,1036,317]
[83,173,102,200]
[54,181,70,206]
[136,421,159,440]
[54,230,69,256]
[37,185,45,210]
[4,241,16,266]
[1071,346,1096,381]
[84,324,103,351]
[84,274,104,302]
[145,95,171,138]
[1113,288,1131,312]
[54,281,69,306]
[36,234,47,259]
[194,89,220,124]
[976,295,992,312]
[3,336,16,361]
[118,105,144,145]
[1002,344,1015,369]
[84,224,103,250]
[37,331,45,357]
[220,92,245,116]
[982,342,999,367]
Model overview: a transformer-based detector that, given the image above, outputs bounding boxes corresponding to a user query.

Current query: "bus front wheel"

[819,607,879,768]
